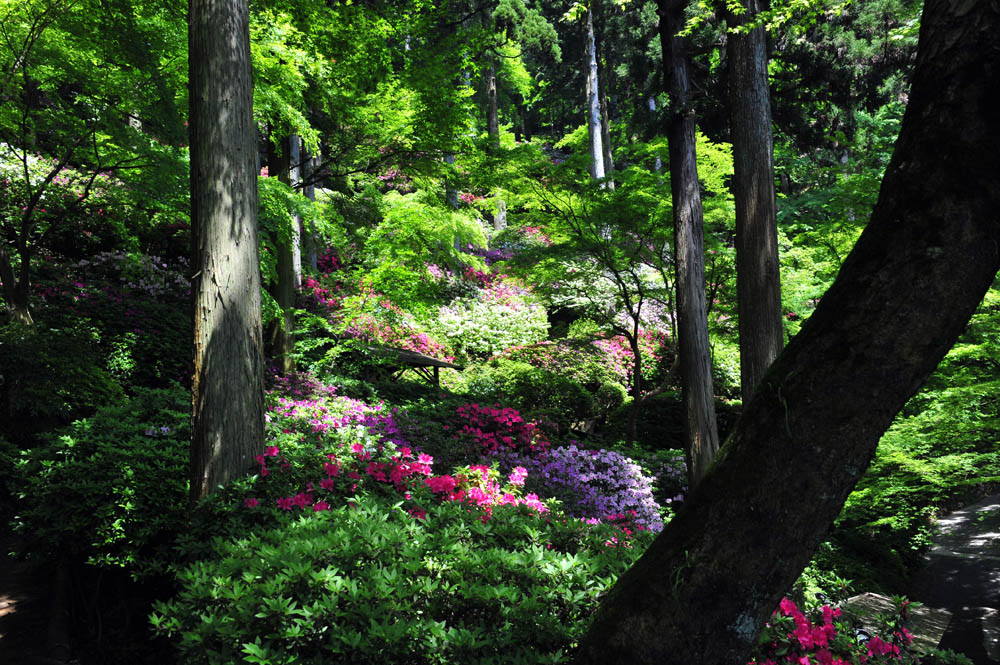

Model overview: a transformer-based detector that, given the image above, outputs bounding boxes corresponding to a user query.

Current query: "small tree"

[524,163,676,444]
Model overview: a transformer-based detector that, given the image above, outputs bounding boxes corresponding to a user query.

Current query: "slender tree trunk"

[656,0,719,488]
[585,7,605,182]
[302,145,318,273]
[573,1,1000,660]
[445,152,459,209]
[272,135,301,375]
[625,328,645,446]
[728,0,783,403]
[486,59,499,143]
[599,75,615,189]
[189,0,265,504]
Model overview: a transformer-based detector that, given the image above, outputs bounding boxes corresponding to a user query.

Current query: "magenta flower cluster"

[750,597,915,665]
[450,402,551,457]
[245,377,551,523]
[590,329,670,389]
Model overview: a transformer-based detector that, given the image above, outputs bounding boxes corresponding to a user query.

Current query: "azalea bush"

[493,443,664,532]
[151,496,650,665]
[498,339,621,392]
[464,360,594,427]
[11,386,190,576]
[151,373,657,664]
[0,320,125,442]
[749,595,971,665]
[447,402,552,459]
[433,280,548,359]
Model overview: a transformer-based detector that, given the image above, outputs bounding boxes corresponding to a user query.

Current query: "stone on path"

[843,591,952,655]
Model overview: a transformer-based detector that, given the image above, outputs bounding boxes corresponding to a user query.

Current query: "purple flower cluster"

[493,443,663,531]
[459,243,514,266]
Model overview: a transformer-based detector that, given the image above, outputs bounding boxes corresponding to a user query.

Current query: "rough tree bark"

[486,58,500,142]
[573,0,1000,661]
[655,0,719,487]
[728,0,784,403]
[189,0,265,503]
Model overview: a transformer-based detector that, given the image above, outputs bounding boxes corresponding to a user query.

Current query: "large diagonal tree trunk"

[189,0,265,503]
[573,0,1000,662]
[729,0,784,403]
[656,0,719,487]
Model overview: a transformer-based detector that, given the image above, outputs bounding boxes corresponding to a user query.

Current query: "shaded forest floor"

[910,494,1000,663]
[0,531,62,664]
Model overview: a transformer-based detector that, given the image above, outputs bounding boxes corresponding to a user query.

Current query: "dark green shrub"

[465,360,594,427]
[605,392,741,449]
[593,382,627,421]
[11,385,190,577]
[152,495,648,665]
[0,321,125,442]
[500,339,622,393]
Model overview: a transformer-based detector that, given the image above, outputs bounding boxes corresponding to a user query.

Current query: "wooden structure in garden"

[362,345,463,387]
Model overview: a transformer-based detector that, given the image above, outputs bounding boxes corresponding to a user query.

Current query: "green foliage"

[465,360,595,426]
[593,382,628,421]
[0,321,125,442]
[152,495,647,665]
[11,386,190,577]
[359,191,489,314]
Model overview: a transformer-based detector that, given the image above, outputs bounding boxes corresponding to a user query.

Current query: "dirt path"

[0,532,63,665]
[909,494,1000,664]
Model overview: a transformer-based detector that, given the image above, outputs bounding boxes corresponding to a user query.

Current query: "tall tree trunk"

[445,153,459,209]
[573,0,1000,661]
[486,59,499,143]
[599,73,615,189]
[585,7,605,182]
[302,145,318,273]
[189,0,265,504]
[273,135,301,375]
[0,245,31,324]
[728,0,783,403]
[656,0,719,488]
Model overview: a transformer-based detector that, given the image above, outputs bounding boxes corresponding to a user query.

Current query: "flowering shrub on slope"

[435,279,548,358]
[494,443,663,531]
[750,596,921,665]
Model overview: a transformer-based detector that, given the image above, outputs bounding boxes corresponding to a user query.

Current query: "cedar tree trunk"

[656,0,719,487]
[728,0,783,403]
[189,0,265,503]
[585,8,605,182]
[486,59,500,142]
[573,0,1000,662]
